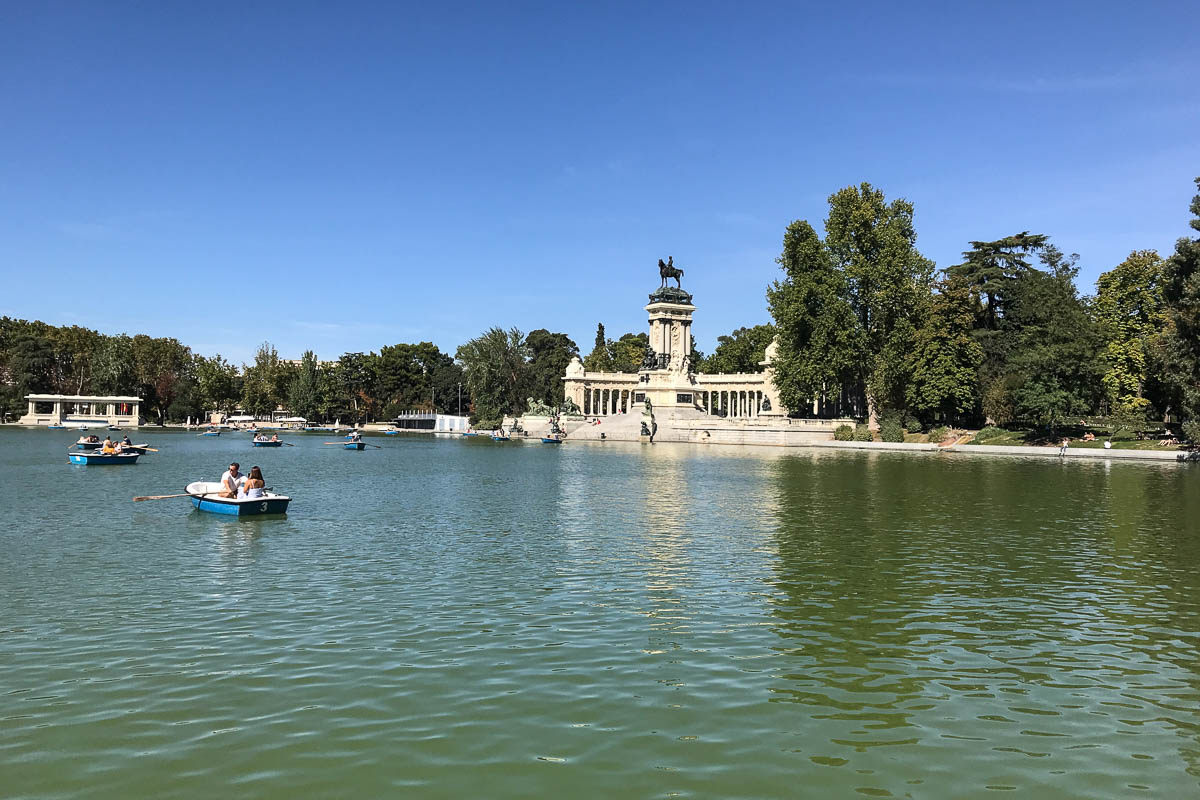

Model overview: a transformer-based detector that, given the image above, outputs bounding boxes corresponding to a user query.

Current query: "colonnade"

[698,389,765,419]
[580,387,768,418]
[583,387,635,416]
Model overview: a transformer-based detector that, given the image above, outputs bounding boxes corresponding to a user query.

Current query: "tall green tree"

[1095,250,1165,414]
[193,354,240,416]
[130,335,192,424]
[287,350,323,421]
[824,183,934,418]
[582,322,614,371]
[699,324,776,374]
[1159,177,1200,423]
[949,232,1048,329]
[767,219,863,414]
[1004,247,1103,428]
[91,334,137,396]
[905,279,983,425]
[525,329,578,408]
[610,332,648,373]
[456,327,530,425]
[241,341,282,418]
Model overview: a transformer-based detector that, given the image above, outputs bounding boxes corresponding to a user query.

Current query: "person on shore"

[239,466,265,499]
[219,462,245,498]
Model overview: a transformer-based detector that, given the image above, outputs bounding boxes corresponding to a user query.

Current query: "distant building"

[19,394,142,427]
[392,412,470,433]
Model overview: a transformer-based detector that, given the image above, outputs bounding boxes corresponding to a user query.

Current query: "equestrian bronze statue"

[657,256,684,288]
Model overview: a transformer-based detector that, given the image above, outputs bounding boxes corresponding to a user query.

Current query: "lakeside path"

[815,439,1200,463]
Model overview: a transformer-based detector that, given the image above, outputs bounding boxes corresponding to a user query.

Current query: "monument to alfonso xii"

[555,259,855,446]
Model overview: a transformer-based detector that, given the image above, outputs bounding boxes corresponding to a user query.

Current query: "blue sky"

[2,1,1198,365]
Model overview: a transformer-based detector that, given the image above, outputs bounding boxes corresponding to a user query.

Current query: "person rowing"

[219,462,245,498]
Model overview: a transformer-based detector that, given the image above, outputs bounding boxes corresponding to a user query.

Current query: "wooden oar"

[133,491,207,502]
[281,441,295,446]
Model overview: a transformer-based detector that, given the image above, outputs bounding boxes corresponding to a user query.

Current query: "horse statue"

[657,256,684,288]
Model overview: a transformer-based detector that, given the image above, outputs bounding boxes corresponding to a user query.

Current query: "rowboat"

[252,440,283,447]
[344,441,366,450]
[120,443,152,455]
[74,441,103,450]
[492,435,511,441]
[47,424,66,429]
[461,432,479,437]
[201,431,221,437]
[69,452,140,465]
[541,437,564,444]
[107,425,121,431]
[185,481,291,516]
[383,430,398,435]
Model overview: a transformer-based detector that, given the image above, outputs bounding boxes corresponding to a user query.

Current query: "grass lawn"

[968,425,1188,451]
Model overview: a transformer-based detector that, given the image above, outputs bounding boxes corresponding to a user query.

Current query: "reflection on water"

[766,452,1200,794]
[2,429,1199,799]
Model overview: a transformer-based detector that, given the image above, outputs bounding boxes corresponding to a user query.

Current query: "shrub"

[929,425,949,443]
[879,419,905,442]
[853,425,873,442]
[975,425,1006,443]
[833,424,854,441]
[1183,420,1200,444]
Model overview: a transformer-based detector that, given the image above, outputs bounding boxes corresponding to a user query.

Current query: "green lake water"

[2,427,1200,798]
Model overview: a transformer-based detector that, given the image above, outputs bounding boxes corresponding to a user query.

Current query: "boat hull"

[75,442,102,450]
[541,438,563,444]
[492,436,511,441]
[202,431,221,437]
[252,441,283,447]
[185,482,291,516]
[344,442,366,450]
[68,452,139,465]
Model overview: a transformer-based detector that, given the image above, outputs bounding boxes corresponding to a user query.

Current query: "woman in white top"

[239,466,266,498]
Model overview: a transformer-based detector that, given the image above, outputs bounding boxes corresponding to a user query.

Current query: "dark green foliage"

[583,323,612,372]
[526,329,579,408]
[879,418,905,442]
[456,327,530,424]
[853,424,873,442]
[833,424,854,441]
[1182,420,1200,443]
[698,324,776,374]
[905,279,983,425]
[1159,178,1200,421]
[1003,247,1103,428]
[928,425,949,443]
[768,183,933,420]
[949,232,1048,329]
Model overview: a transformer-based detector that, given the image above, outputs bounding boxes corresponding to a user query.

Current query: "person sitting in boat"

[238,466,266,499]
[270,434,279,442]
[219,462,245,498]
[254,434,267,442]
[88,434,100,443]
[121,434,132,445]
[349,430,362,442]
[99,436,116,453]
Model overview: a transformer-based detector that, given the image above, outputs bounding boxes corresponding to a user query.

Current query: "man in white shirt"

[220,462,245,498]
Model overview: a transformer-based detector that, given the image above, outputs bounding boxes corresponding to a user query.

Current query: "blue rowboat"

[461,432,478,437]
[74,441,103,450]
[541,437,564,444]
[121,444,152,455]
[68,452,139,465]
[252,440,283,447]
[383,430,398,435]
[344,441,366,450]
[47,424,66,429]
[185,481,291,516]
[492,435,511,441]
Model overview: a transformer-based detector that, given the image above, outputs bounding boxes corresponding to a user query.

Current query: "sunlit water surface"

[2,427,1199,798]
